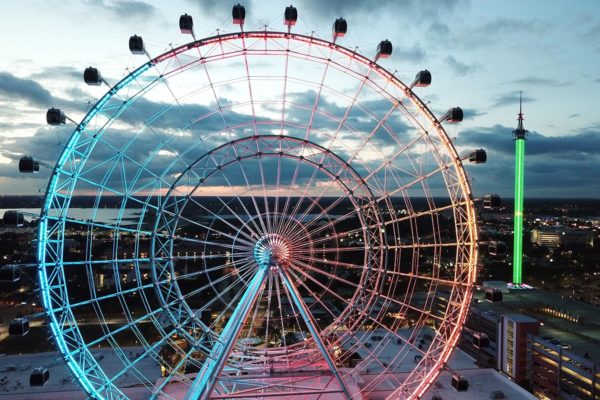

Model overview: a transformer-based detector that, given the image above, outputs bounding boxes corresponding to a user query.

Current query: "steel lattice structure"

[37,24,479,400]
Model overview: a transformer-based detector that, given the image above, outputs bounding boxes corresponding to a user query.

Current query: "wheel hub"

[253,233,292,269]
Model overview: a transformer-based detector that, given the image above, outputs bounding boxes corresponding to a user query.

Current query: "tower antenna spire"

[514,91,527,140]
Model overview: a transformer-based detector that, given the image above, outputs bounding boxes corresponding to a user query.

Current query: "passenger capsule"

[441,107,463,123]
[46,108,66,125]
[0,265,20,283]
[129,35,145,55]
[179,13,193,34]
[411,70,432,88]
[232,4,245,25]
[19,156,40,173]
[284,5,298,26]
[2,210,25,226]
[332,18,347,39]
[488,241,507,256]
[84,67,102,86]
[483,194,501,209]
[8,318,29,336]
[468,149,487,164]
[377,40,393,59]
[30,368,49,386]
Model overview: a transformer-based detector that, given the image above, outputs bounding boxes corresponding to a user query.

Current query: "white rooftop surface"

[359,369,536,400]
[0,347,161,399]
[158,373,363,400]
[343,329,478,373]
[0,335,529,399]
[421,369,536,400]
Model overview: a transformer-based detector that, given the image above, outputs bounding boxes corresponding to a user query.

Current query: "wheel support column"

[184,263,270,400]
[278,267,354,399]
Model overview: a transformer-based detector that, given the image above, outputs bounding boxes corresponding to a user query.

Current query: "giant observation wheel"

[36,6,479,400]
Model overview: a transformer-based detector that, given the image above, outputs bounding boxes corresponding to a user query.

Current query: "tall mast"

[514,91,527,139]
[512,91,528,285]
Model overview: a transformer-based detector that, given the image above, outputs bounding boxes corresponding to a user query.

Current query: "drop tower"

[512,92,528,285]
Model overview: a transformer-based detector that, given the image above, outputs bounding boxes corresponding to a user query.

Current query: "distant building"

[483,281,510,294]
[497,314,540,385]
[529,335,600,400]
[63,238,81,253]
[531,227,593,248]
[462,291,600,398]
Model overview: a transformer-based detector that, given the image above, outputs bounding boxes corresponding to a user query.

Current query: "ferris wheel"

[28,4,481,399]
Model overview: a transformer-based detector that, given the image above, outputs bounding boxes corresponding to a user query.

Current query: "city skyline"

[1,0,599,198]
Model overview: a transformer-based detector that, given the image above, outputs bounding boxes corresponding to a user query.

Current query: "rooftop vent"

[452,374,469,391]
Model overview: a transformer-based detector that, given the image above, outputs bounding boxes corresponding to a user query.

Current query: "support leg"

[278,267,353,399]
[184,263,269,400]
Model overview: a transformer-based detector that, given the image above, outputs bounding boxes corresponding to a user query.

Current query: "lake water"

[1,208,337,226]
[0,208,141,225]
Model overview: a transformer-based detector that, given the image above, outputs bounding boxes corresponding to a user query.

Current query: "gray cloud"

[0,122,40,130]
[428,22,451,37]
[283,90,411,145]
[568,113,579,119]
[114,96,274,137]
[186,0,240,23]
[458,124,600,197]
[429,17,547,50]
[65,87,93,100]
[0,126,68,179]
[0,87,416,193]
[467,156,600,197]
[509,76,571,87]
[300,0,465,22]
[0,123,343,193]
[582,21,600,44]
[2,85,410,167]
[0,69,92,130]
[473,17,546,36]
[394,44,426,63]
[526,131,600,157]
[0,71,54,107]
[5,94,599,198]
[491,91,535,108]
[445,56,477,76]
[88,0,156,20]
[462,109,486,120]
[29,66,83,82]
[459,124,600,157]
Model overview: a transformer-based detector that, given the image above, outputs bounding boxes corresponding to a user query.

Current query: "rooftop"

[422,368,536,400]
[502,313,539,323]
[0,342,505,399]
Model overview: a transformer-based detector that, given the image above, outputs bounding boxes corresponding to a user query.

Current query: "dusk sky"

[1,0,599,198]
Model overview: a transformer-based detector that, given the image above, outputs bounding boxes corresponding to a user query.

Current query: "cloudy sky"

[0,0,599,198]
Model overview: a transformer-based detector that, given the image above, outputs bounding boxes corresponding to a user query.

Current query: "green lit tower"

[512,92,528,285]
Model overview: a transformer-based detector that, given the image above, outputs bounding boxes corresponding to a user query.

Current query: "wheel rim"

[38,31,478,399]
